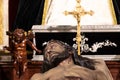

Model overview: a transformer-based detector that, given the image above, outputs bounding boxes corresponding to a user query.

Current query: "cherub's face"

[13,29,25,42]
[44,40,65,62]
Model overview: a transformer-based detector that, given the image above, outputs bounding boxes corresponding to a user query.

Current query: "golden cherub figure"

[4,28,42,77]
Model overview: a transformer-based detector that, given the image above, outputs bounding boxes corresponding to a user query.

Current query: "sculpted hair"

[41,40,71,73]
[72,49,96,70]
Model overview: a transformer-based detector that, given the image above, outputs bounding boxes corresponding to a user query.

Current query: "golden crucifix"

[64,0,94,55]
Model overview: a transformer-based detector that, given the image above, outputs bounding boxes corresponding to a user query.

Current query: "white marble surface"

[32,25,120,32]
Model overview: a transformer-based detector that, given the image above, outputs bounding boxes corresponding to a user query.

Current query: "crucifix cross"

[64,0,94,55]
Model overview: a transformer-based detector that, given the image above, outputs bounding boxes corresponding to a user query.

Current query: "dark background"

[9,0,45,31]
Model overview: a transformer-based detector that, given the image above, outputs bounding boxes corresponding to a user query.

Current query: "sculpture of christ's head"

[42,39,95,73]
[42,39,75,72]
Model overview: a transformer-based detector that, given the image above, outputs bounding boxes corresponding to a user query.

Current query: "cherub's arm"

[3,31,13,51]
[26,39,42,54]
[3,46,12,51]
[3,40,14,51]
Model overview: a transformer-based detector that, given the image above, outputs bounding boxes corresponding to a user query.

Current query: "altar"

[32,25,120,61]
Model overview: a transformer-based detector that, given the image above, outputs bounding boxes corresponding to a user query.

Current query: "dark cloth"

[12,0,45,31]
[112,0,120,24]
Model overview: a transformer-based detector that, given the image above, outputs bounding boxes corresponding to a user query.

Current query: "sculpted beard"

[43,49,70,72]
[50,50,70,66]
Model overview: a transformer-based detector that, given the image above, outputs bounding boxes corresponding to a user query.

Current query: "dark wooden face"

[13,29,26,42]
[44,40,65,62]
